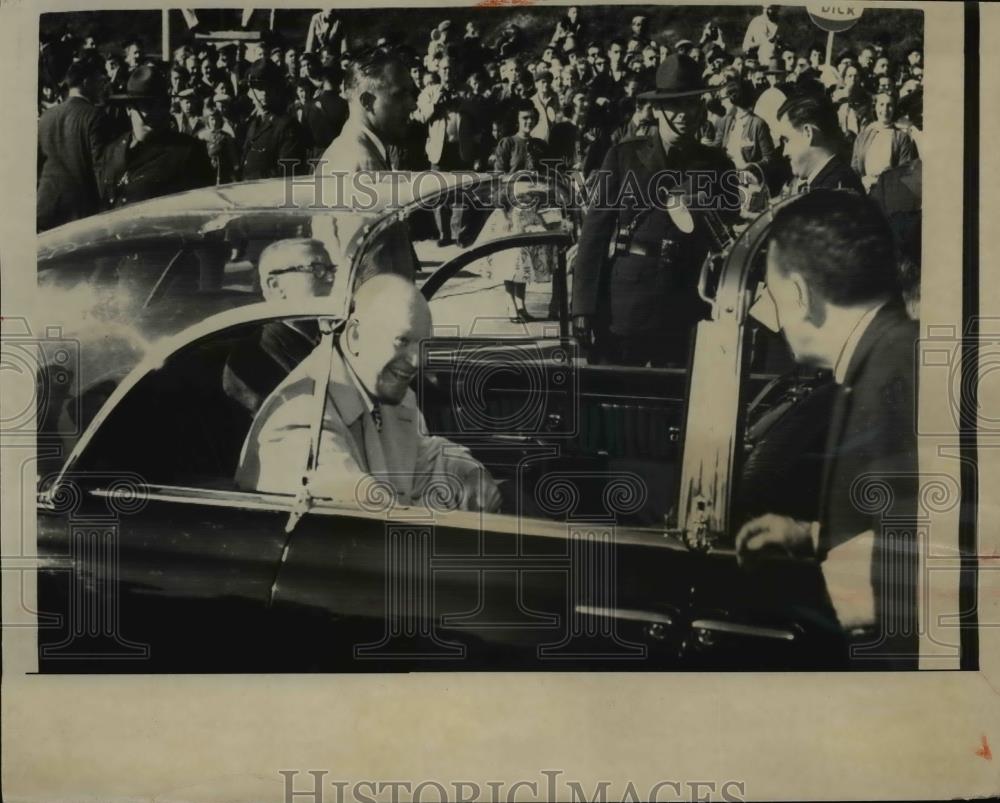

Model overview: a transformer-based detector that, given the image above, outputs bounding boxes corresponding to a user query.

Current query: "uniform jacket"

[37,96,108,230]
[240,110,307,180]
[572,133,736,338]
[97,128,215,208]
[235,343,487,508]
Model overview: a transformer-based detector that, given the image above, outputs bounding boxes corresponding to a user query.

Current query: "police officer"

[572,54,738,367]
[99,64,215,208]
[240,58,307,180]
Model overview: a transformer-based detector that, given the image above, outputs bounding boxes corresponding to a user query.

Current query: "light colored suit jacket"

[318,119,417,284]
[414,83,475,166]
[235,343,490,509]
[319,117,390,173]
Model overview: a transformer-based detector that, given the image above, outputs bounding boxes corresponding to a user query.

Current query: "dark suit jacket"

[819,302,918,664]
[810,154,866,193]
[97,129,215,208]
[223,321,318,415]
[306,91,349,156]
[241,111,308,180]
[37,96,108,230]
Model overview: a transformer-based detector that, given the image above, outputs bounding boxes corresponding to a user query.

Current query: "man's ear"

[359,90,375,113]
[344,318,361,356]
[789,271,814,320]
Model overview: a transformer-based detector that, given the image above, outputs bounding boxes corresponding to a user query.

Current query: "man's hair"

[64,54,105,88]
[776,93,841,141]
[513,98,539,120]
[769,190,899,307]
[344,46,406,99]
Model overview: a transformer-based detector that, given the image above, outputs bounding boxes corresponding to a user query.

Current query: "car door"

[34,314,325,673]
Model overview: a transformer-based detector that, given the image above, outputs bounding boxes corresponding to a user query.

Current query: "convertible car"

[32,173,845,672]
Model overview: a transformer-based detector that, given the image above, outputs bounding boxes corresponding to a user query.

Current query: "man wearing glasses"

[223,238,336,415]
[98,63,214,209]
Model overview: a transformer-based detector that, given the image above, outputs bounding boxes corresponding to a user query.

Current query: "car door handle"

[689,618,797,642]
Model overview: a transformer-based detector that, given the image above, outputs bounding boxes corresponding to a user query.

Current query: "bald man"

[223,239,335,414]
[235,275,501,512]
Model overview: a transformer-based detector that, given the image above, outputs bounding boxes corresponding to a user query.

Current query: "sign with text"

[806,2,865,33]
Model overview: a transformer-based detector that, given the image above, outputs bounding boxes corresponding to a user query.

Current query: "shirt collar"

[833,301,887,384]
[356,120,388,163]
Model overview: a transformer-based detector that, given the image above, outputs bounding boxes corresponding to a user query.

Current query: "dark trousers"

[432,141,471,244]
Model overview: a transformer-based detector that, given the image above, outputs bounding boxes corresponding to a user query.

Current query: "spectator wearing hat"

[97,63,214,208]
[172,88,204,136]
[37,55,111,231]
[572,54,736,367]
[240,58,307,181]
[529,70,560,142]
[742,5,780,65]
[713,78,775,170]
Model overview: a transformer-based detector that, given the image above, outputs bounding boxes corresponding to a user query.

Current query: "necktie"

[371,402,383,433]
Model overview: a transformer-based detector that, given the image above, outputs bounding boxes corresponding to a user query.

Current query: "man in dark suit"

[222,238,333,414]
[571,54,738,367]
[97,64,215,208]
[37,56,110,231]
[771,93,865,195]
[737,190,918,669]
[240,58,308,181]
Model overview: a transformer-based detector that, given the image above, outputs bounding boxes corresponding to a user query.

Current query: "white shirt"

[832,301,887,384]
[863,125,895,180]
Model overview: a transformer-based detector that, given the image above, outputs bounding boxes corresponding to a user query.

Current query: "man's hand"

[735,514,817,567]
[572,314,593,348]
[460,469,502,513]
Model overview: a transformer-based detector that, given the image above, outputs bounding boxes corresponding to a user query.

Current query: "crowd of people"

[38,6,923,235]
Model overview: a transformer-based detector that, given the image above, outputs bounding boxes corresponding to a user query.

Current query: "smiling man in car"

[235,274,501,513]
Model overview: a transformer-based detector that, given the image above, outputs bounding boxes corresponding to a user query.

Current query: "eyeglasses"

[267,262,336,280]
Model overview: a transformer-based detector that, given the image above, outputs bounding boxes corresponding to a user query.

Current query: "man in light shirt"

[742,4,780,66]
[738,190,918,668]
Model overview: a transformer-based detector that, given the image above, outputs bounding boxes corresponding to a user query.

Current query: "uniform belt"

[623,238,672,259]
